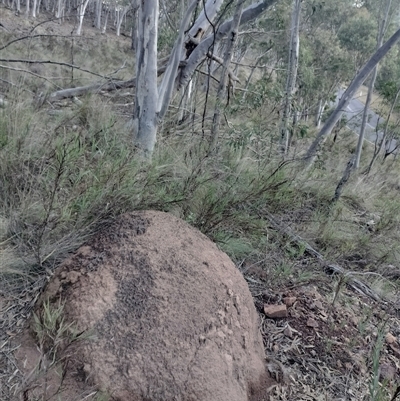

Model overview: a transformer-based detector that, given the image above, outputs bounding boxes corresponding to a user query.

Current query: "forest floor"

[1,7,400,401]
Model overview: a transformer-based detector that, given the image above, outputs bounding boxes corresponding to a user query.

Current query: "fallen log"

[41,78,136,102]
[42,60,187,103]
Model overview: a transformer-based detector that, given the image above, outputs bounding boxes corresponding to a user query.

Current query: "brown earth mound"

[15,211,271,401]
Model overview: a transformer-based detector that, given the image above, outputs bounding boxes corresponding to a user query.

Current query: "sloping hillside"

[2,5,400,401]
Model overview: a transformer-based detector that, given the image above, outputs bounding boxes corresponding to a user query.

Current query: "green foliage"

[338,10,378,68]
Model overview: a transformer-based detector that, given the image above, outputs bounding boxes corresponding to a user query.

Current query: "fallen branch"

[207,52,241,84]
[41,60,177,102]
[264,211,386,304]
[42,78,136,102]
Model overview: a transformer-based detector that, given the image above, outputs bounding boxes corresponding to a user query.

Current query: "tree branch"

[0,58,113,79]
[0,34,89,51]
[0,64,63,89]
[179,0,279,89]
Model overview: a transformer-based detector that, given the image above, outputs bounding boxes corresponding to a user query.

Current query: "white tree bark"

[133,0,159,156]
[179,0,279,90]
[131,0,139,49]
[102,6,110,34]
[178,78,193,123]
[76,0,91,35]
[94,0,102,30]
[187,0,224,40]
[32,0,38,17]
[157,0,199,120]
[279,0,301,154]
[210,0,245,148]
[304,26,400,170]
[116,5,131,36]
[34,0,41,16]
[315,99,325,128]
[55,0,64,20]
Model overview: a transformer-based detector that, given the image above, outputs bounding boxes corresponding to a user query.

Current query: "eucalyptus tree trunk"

[210,0,245,149]
[332,155,356,202]
[187,0,224,41]
[354,0,392,169]
[157,0,200,120]
[102,6,110,34]
[315,99,325,128]
[116,5,131,36]
[94,0,102,30]
[280,0,301,154]
[179,0,279,91]
[304,26,400,170]
[32,0,38,17]
[76,0,91,35]
[131,0,139,50]
[132,0,159,156]
[55,0,64,20]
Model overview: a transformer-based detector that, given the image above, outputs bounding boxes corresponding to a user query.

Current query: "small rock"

[283,297,297,307]
[314,300,323,310]
[389,343,400,358]
[310,288,322,300]
[264,304,288,318]
[379,363,396,381]
[283,325,293,339]
[306,317,319,328]
[386,332,397,344]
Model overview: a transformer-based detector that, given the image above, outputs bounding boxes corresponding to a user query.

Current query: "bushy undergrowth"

[0,93,301,292]
[0,65,400,304]
[1,79,400,302]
